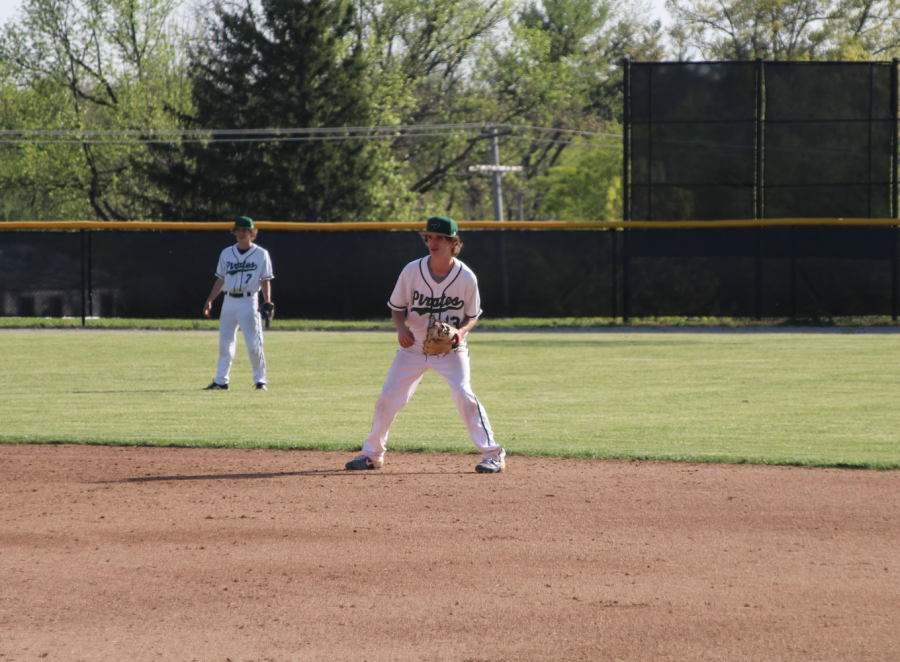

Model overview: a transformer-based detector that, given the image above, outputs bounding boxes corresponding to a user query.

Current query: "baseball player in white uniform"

[202,216,274,391]
[346,216,506,473]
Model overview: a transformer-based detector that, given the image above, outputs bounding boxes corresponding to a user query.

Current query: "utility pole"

[468,126,523,317]
[469,128,523,222]
[490,127,504,221]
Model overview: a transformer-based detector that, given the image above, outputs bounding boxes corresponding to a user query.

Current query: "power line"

[506,136,621,148]
[0,122,623,144]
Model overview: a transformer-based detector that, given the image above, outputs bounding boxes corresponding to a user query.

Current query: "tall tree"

[357,0,663,221]
[0,0,189,220]
[145,0,395,222]
[358,0,513,201]
[471,0,661,220]
[666,0,900,60]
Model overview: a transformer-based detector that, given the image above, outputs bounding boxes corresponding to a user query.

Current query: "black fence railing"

[0,224,897,322]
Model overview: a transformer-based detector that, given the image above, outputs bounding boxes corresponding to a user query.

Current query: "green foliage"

[462,0,659,221]
[142,0,409,222]
[521,0,612,60]
[0,82,96,220]
[358,0,517,219]
[667,0,900,60]
[0,0,192,221]
[6,0,900,223]
[0,0,663,222]
[530,129,623,220]
[359,0,658,221]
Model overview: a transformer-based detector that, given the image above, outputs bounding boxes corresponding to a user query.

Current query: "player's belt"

[228,292,248,298]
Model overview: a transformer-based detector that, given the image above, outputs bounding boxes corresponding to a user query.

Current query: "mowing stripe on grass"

[1,329,898,468]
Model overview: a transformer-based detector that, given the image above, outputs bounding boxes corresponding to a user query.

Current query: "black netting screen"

[628,60,896,221]
[630,62,758,221]
[764,62,893,218]
[619,60,900,318]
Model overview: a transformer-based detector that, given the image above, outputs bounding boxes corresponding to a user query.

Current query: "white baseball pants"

[362,345,503,462]
[215,296,267,385]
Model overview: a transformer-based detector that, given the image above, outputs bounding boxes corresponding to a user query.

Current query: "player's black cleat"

[255,382,268,391]
[475,457,505,473]
[203,381,229,390]
[345,455,383,470]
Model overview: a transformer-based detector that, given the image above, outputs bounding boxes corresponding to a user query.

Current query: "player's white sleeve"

[387,262,413,312]
[464,271,483,319]
[214,248,228,280]
[260,249,274,281]
[465,288,482,319]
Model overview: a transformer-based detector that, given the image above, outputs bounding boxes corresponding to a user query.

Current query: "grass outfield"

[1,328,898,468]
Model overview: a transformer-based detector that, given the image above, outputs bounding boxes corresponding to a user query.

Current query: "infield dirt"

[1,444,897,661]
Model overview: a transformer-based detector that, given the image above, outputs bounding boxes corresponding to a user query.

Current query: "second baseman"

[345,215,505,473]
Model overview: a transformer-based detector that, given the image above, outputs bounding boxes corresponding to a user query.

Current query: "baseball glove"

[260,301,275,329]
[423,318,459,356]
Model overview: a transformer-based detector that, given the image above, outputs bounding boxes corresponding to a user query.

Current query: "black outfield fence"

[0,221,897,321]
[622,224,898,318]
[0,225,617,321]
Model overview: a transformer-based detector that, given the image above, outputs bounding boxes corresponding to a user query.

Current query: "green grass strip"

[1,329,898,469]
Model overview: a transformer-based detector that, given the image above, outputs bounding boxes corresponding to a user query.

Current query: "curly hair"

[421,233,463,257]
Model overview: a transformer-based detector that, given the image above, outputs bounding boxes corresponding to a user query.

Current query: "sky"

[650,0,670,26]
[0,0,18,23]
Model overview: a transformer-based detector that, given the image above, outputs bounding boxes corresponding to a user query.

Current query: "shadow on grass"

[73,390,182,394]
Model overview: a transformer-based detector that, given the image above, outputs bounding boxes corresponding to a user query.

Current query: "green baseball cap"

[233,216,254,229]
[426,215,458,237]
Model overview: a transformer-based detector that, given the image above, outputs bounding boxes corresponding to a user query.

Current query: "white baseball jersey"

[388,257,482,345]
[215,244,274,295]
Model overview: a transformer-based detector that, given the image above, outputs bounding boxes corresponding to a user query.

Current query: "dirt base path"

[1,444,898,661]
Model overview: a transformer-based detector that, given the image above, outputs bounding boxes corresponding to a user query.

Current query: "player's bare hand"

[203,302,213,318]
[398,327,415,348]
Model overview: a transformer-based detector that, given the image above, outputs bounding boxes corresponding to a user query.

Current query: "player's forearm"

[205,278,225,304]
[392,309,415,348]
[391,309,408,331]
[458,315,478,337]
[261,280,272,303]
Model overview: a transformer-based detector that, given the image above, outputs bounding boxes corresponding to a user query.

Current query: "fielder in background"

[345,215,506,474]
[202,216,274,391]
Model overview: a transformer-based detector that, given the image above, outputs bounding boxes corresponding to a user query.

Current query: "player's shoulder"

[401,257,427,273]
[452,259,478,279]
